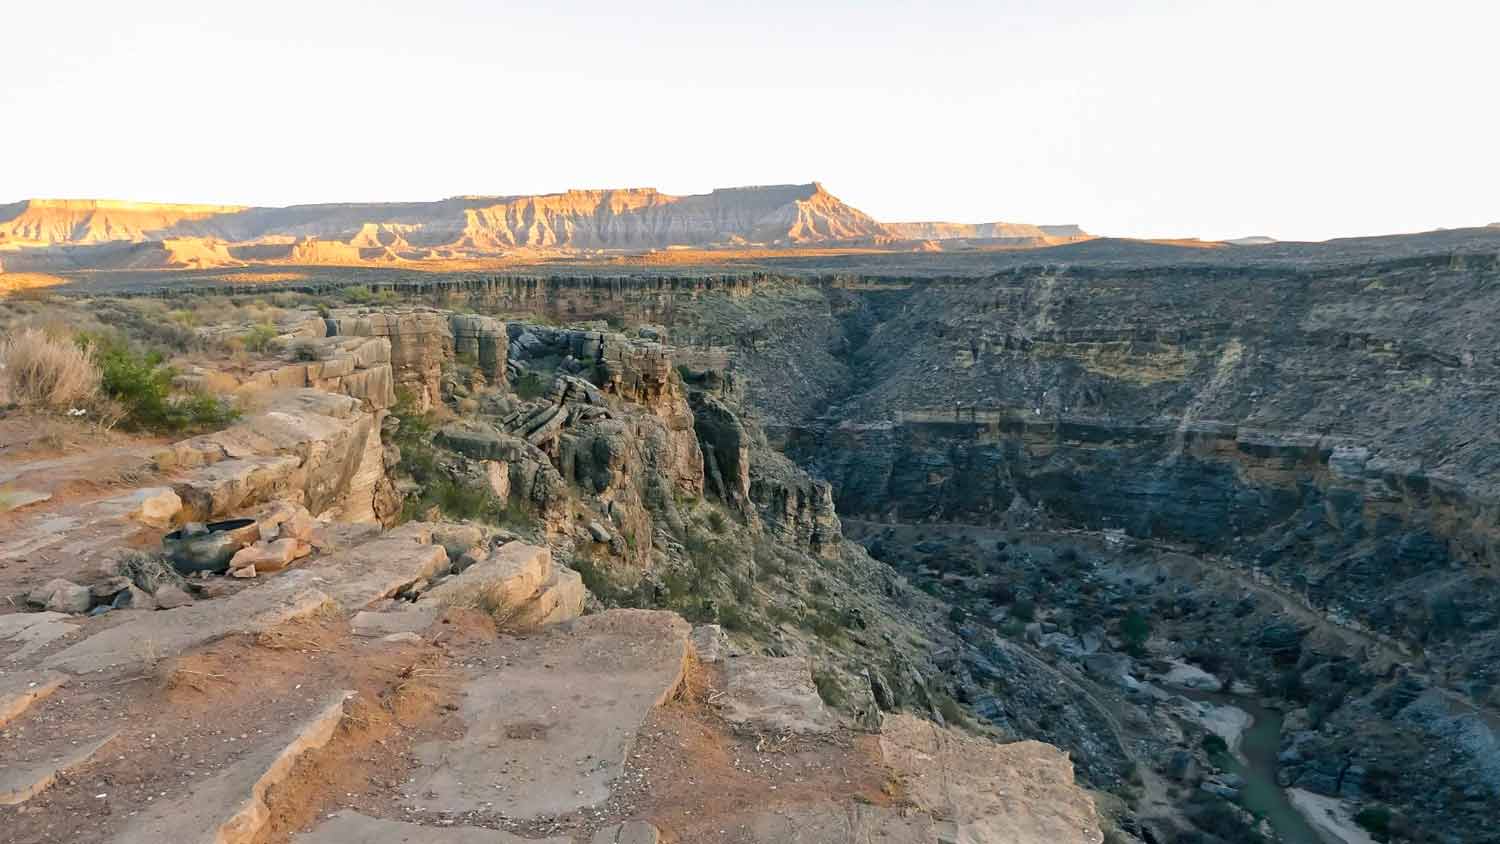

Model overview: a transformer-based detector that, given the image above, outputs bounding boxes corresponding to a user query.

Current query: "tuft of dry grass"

[0,327,101,408]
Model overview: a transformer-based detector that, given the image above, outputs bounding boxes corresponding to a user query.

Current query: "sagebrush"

[0,327,101,408]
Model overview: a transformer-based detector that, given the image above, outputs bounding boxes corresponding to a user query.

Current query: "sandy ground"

[1287,789,1377,844]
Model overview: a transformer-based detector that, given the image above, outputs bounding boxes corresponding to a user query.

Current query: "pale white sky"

[2,0,1495,241]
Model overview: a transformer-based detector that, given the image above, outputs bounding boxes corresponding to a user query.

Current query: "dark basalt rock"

[163,518,259,574]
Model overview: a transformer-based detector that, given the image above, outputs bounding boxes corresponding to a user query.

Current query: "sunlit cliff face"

[0,185,1090,274]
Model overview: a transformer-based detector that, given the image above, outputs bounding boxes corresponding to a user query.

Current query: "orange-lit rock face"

[0,185,1088,273]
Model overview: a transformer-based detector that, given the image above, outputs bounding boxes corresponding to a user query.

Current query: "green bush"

[718,601,749,631]
[1201,734,1229,756]
[1011,599,1036,621]
[242,324,279,353]
[1354,806,1392,842]
[570,554,629,606]
[812,669,846,707]
[514,371,548,399]
[90,337,239,434]
[290,339,326,361]
[1184,799,1261,844]
[934,692,967,728]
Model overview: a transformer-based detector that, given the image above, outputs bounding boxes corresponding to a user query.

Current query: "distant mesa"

[884,221,1088,246]
[0,184,1092,272]
[1223,235,1278,246]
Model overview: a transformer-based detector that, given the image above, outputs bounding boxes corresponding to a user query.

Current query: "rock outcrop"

[158,389,394,524]
[878,713,1103,844]
[325,310,452,410]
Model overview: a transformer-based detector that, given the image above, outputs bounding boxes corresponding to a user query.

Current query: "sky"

[2,0,1496,242]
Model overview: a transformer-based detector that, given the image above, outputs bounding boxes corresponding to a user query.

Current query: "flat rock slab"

[115,690,353,844]
[0,487,51,512]
[294,811,569,844]
[1,611,80,662]
[720,656,836,734]
[745,803,936,843]
[307,530,449,612]
[592,821,662,844]
[408,609,690,819]
[351,606,440,637]
[44,528,446,675]
[44,579,333,675]
[0,730,117,805]
[0,669,67,727]
[879,713,1103,844]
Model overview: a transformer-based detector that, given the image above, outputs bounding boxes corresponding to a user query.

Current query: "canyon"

[0,217,1497,844]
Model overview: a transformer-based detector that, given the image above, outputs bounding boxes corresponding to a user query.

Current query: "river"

[1181,689,1329,844]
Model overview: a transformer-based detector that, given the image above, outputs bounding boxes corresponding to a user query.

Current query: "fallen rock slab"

[509,565,585,629]
[229,536,312,573]
[407,609,690,819]
[115,691,353,844]
[294,811,570,844]
[721,655,836,734]
[419,540,582,629]
[421,541,551,611]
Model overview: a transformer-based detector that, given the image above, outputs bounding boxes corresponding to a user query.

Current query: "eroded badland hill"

[0,184,1088,276]
[1,217,1498,844]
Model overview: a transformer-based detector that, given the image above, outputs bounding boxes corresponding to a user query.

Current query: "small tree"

[1120,608,1151,656]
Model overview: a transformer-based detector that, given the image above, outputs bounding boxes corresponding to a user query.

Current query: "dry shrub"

[0,327,101,408]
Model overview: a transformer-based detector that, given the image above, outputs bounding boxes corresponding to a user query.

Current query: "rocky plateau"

[0,220,1498,844]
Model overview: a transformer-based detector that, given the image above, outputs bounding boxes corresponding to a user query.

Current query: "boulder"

[153,584,194,610]
[127,488,183,528]
[164,518,260,574]
[1162,661,1224,692]
[430,523,486,561]
[30,579,91,614]
[112,585,156,611]
[228,537,312,574]
[88,577,132,602]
